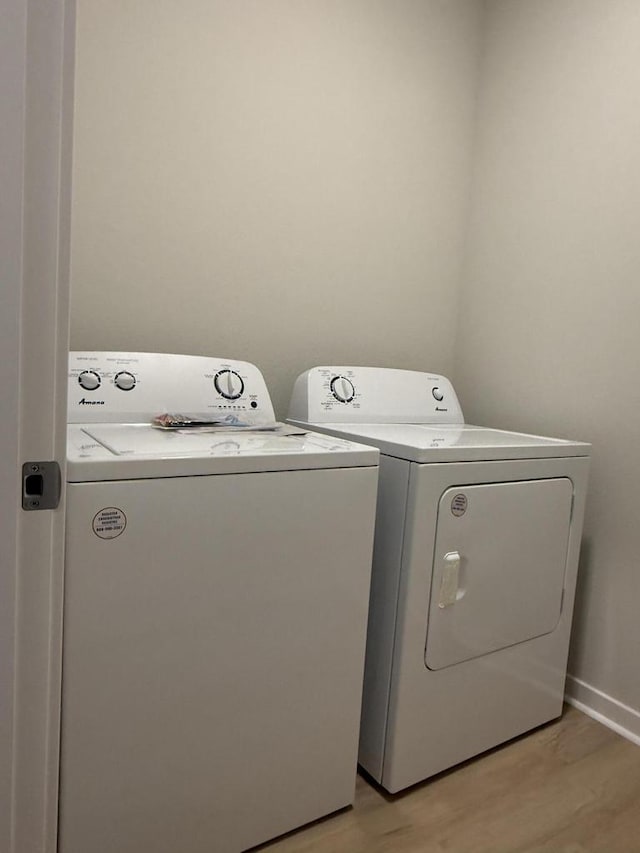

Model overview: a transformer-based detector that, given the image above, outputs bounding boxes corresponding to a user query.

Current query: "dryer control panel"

[68,352,276,424]
[288,366,464,424]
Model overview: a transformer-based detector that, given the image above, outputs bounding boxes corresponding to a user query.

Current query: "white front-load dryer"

[288,366,590,793]
[60,353,379,853]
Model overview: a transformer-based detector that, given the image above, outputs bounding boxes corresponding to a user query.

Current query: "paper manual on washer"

[152,412,306,435]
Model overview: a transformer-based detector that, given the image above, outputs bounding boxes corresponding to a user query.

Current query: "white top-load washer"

[60,352,379,853]
[288,366,590,793]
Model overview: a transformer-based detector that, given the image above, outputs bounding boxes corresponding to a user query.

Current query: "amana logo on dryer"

[78,398,105,405]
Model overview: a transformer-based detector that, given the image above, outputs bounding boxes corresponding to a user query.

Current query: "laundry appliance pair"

[60,353,589,853]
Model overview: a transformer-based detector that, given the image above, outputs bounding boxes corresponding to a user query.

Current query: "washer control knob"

[78,370,101,391]
[330,376,355,403]
[432,387,444,402]
[214,369,244,400]
[114,371,136,391]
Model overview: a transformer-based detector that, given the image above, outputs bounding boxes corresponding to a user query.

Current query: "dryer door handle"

[438,551,461,608]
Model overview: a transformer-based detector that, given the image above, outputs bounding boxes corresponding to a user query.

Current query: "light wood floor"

[263,707,640,852]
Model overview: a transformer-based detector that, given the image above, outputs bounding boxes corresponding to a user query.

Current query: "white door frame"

[0,1,75,851]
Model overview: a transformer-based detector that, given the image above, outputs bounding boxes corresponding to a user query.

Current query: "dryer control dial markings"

[215,369,244,400]
[78,370,101,391]
[330,376,355,403]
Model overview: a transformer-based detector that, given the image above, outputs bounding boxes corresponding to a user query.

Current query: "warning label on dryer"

[451,494,468,517]
[92,507,127,539]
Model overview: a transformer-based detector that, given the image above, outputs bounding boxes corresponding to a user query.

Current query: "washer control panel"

[68,352,275,424]
[288,366,464,424]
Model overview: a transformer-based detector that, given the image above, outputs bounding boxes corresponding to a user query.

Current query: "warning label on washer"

[451,494,468,517]
[92,507,127,539]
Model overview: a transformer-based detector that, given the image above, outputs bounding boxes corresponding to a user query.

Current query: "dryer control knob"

[78,370,101,391]
[432,387,444,402]
[214,369,244,400]
[114,371,136,391]
[330,376,355,403]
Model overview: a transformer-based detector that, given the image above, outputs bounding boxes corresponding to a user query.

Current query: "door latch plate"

[22,461,61,510]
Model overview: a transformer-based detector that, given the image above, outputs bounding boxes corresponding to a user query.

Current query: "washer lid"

[286,422,590,462]
[67,424,379,482]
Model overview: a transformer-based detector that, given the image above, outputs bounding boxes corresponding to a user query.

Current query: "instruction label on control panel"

[92,507,127,539]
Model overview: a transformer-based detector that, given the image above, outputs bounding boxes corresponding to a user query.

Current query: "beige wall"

[70,0,481,417]
[455,0,640,715]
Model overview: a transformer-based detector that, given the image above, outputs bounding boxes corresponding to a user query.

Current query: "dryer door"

[425,478,573,671]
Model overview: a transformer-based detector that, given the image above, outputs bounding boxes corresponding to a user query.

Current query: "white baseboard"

[565,675,640,747]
